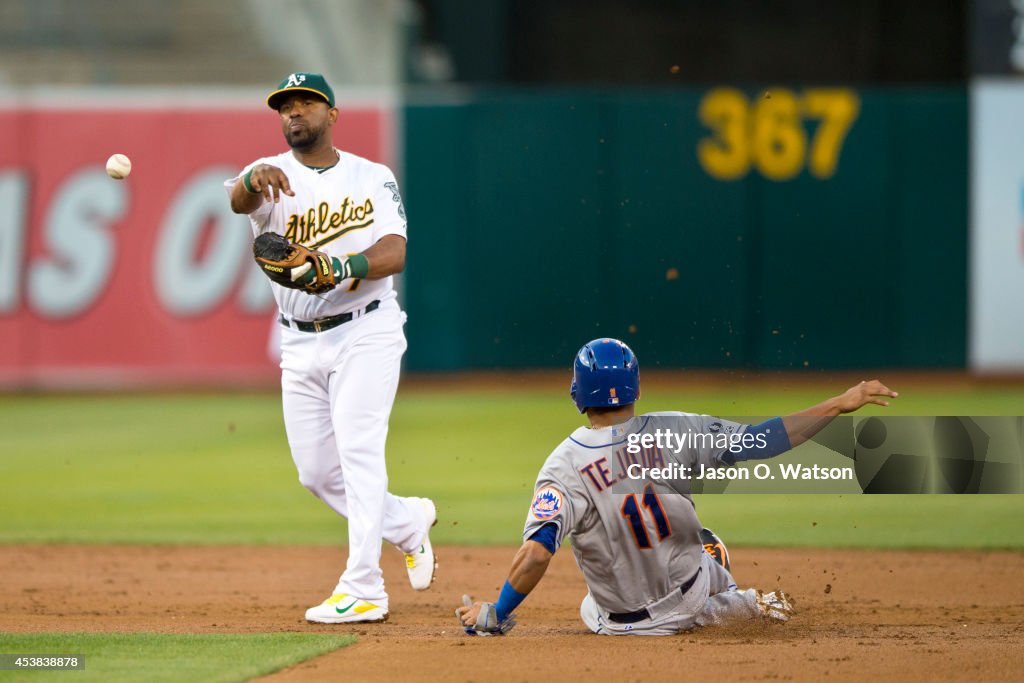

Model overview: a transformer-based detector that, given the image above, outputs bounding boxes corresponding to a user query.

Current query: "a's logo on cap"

[286,73,307,87]
[531,486,563,520]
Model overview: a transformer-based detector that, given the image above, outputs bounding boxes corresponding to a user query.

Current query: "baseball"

[105,153,132,180]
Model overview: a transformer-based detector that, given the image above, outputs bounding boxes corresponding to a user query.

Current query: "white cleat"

[404,498,438,591]
[756,590,795,622]
[305,593,388,624]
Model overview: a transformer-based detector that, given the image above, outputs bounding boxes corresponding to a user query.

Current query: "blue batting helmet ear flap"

[570,338,640,413]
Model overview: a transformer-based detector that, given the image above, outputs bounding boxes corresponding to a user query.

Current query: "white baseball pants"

[279,301,429,608]
[580,551,760,635]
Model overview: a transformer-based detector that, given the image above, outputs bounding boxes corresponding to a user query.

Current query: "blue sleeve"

[722,417,792,464]
[528,522,559,555]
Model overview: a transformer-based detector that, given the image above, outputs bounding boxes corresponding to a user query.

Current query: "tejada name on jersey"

[579,443,667,494]
[284,197,375,247]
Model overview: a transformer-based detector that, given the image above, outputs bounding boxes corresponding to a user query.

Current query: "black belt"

[280,300,380,333]
[607,567,702,624]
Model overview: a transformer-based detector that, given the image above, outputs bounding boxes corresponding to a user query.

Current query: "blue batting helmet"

[570,338,640,413]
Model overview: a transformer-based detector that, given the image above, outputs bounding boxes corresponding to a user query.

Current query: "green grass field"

[1,381,1022,548]
[1,380,1021,681]
[0,633,353,683]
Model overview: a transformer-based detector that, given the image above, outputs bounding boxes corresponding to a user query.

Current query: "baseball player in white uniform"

[456,338,897,635]
[225,72,436,624]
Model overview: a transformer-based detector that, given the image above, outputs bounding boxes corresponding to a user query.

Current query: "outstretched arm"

[504,538,554,594]
[782,380,898,447]
[456,539,553,632]
[229,164,294,214]
[724,380,898,464]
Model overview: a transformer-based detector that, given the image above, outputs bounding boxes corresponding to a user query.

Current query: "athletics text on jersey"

[224,149,407,322]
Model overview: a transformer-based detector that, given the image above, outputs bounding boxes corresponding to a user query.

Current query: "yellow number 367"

[697,87,860,181]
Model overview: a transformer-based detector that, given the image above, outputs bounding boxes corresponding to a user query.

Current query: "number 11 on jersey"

[620,484,672,549]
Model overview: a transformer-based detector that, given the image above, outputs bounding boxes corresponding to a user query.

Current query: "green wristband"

[347,254,370,279]
[242,169,259,194]
[329,254,370,281]
[330,254,370,280]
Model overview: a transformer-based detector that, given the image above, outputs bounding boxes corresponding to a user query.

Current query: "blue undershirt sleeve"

[721,417,792,465]
[527,522,559,555]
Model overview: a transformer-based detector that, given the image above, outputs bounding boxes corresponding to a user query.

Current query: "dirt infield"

[2,545,1022,682]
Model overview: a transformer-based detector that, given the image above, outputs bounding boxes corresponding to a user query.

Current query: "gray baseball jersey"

[523,412,745,614]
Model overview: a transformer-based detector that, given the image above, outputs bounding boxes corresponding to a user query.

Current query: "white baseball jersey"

[523,412,746,615]
[224,146,427,607]
[224,149,407,321]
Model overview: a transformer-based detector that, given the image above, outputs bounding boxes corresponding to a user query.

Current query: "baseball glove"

[252,232,337,294]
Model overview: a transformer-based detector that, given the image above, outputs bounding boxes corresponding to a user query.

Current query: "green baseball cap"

[267,72,335,110]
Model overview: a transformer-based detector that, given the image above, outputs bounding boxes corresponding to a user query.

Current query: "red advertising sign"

[0,97,393,388]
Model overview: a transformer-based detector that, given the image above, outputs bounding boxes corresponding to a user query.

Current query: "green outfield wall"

[402,87,967,371]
